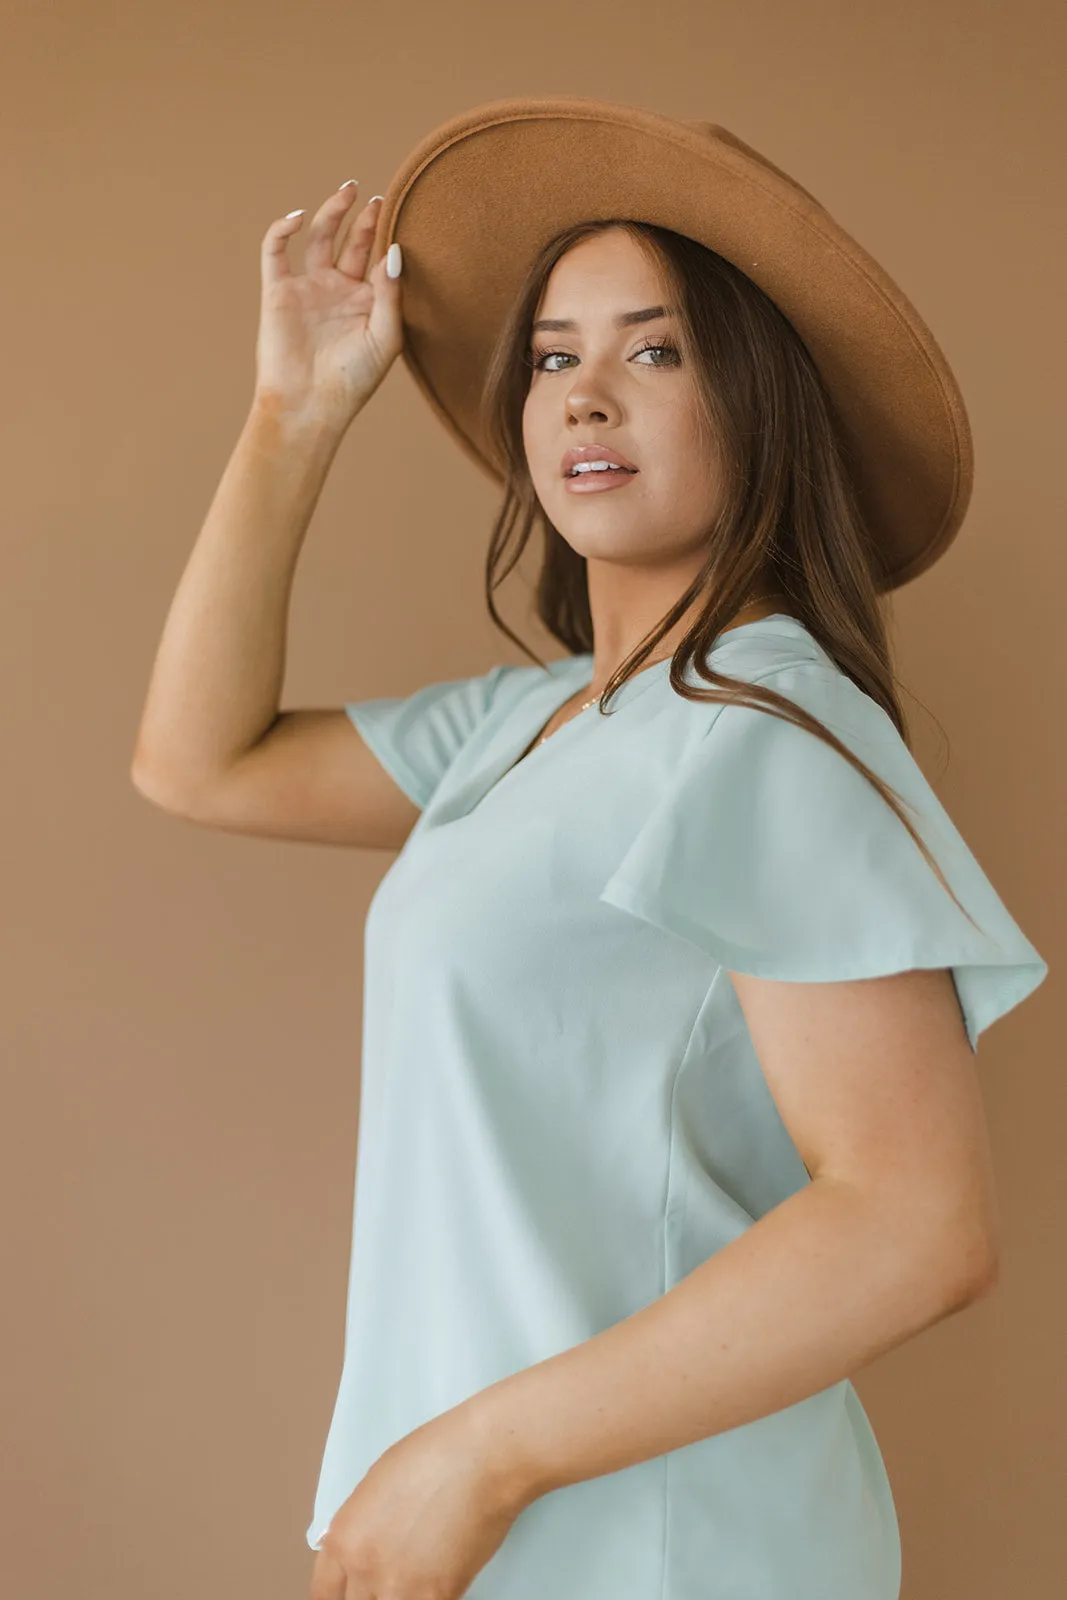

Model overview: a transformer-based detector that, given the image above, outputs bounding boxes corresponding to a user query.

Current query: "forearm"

[465,1176,994,1505]
[131,397,346,802]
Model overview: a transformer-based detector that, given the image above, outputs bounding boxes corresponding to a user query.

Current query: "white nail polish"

[386,241,403,278]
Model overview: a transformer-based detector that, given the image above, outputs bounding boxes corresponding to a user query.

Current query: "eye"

[528,336,682,372]
[632,337,681,367]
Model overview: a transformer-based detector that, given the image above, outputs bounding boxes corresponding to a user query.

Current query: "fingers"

[334,190,384,282]
[260,207,307,286]
[260,183,383,288]
[304,180,365,273]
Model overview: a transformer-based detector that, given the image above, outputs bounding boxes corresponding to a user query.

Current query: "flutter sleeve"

[344,663,511,810]
[598,660,1049,1053]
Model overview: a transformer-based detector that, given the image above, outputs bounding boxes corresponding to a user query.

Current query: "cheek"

[662,421,721,494]
[647,450,707,498]
[641,395,704,468]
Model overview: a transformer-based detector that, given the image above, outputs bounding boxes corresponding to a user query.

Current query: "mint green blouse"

[306,614,1048,1599]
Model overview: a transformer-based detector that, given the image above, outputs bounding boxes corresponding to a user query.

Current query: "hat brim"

[367,95,974,590]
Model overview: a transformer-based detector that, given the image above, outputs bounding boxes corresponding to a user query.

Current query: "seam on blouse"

[694,653,831,746]
[659,968,720,1600]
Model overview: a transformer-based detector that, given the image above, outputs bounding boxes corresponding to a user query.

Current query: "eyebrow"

[530,304,675,334]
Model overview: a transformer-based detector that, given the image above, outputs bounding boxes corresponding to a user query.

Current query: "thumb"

[367,241,405,361]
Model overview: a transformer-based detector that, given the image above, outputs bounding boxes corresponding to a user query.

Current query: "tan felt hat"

[368,94,974,590]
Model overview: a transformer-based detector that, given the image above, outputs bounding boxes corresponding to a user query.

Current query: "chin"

[559,525,662,563]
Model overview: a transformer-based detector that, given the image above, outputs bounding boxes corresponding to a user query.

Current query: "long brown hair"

[476,218,980,931]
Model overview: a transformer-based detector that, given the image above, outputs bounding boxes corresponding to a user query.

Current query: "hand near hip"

[309,1406,533,1600]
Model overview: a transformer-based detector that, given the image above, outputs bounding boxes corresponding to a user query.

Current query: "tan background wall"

[3,2,1062,1596]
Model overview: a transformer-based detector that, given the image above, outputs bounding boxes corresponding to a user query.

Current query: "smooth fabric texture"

[306,615,1048,1599]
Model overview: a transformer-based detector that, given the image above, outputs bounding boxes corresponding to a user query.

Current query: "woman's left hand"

[309,1405,534,1600]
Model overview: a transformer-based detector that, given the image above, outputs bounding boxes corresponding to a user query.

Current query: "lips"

[560,445,639,476]
[563,464,639,495]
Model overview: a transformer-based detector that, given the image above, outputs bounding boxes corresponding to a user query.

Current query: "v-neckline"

[456,651,679,818]
[447,613,808,820]
[460,656,596,815]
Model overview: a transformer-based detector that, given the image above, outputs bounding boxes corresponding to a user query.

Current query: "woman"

[132,98,1049,1600]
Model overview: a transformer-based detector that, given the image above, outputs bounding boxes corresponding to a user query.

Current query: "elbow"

[884,1199,1002,1317]
[939,1231,1001,1310]
[130,758,166,806]
[893,1176,1003,1313]
[966,1248,1001,1304]
[130,757,189,816]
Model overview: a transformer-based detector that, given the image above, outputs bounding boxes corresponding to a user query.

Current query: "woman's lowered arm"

[460,965,998,1503]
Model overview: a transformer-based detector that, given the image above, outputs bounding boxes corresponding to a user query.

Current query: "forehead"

[535,229,667,317]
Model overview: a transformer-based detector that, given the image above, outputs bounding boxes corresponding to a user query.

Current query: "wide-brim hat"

[367,94,974,590]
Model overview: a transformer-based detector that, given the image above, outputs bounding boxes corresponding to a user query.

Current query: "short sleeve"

[344,662,511,810]
[598,660,1049,1053]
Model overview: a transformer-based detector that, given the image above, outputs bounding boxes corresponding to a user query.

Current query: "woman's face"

[522,228,722,570]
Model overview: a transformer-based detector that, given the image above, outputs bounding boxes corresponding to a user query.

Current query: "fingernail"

[338,178,358,189]
[386,242,403,278]
[284,209,304,219]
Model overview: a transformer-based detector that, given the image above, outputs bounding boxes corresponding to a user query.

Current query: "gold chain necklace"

[533,598,786,749]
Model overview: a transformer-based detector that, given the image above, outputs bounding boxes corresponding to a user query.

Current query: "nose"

[560,349,623,424]
[569,400,610,423]
[564,378,618,425]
